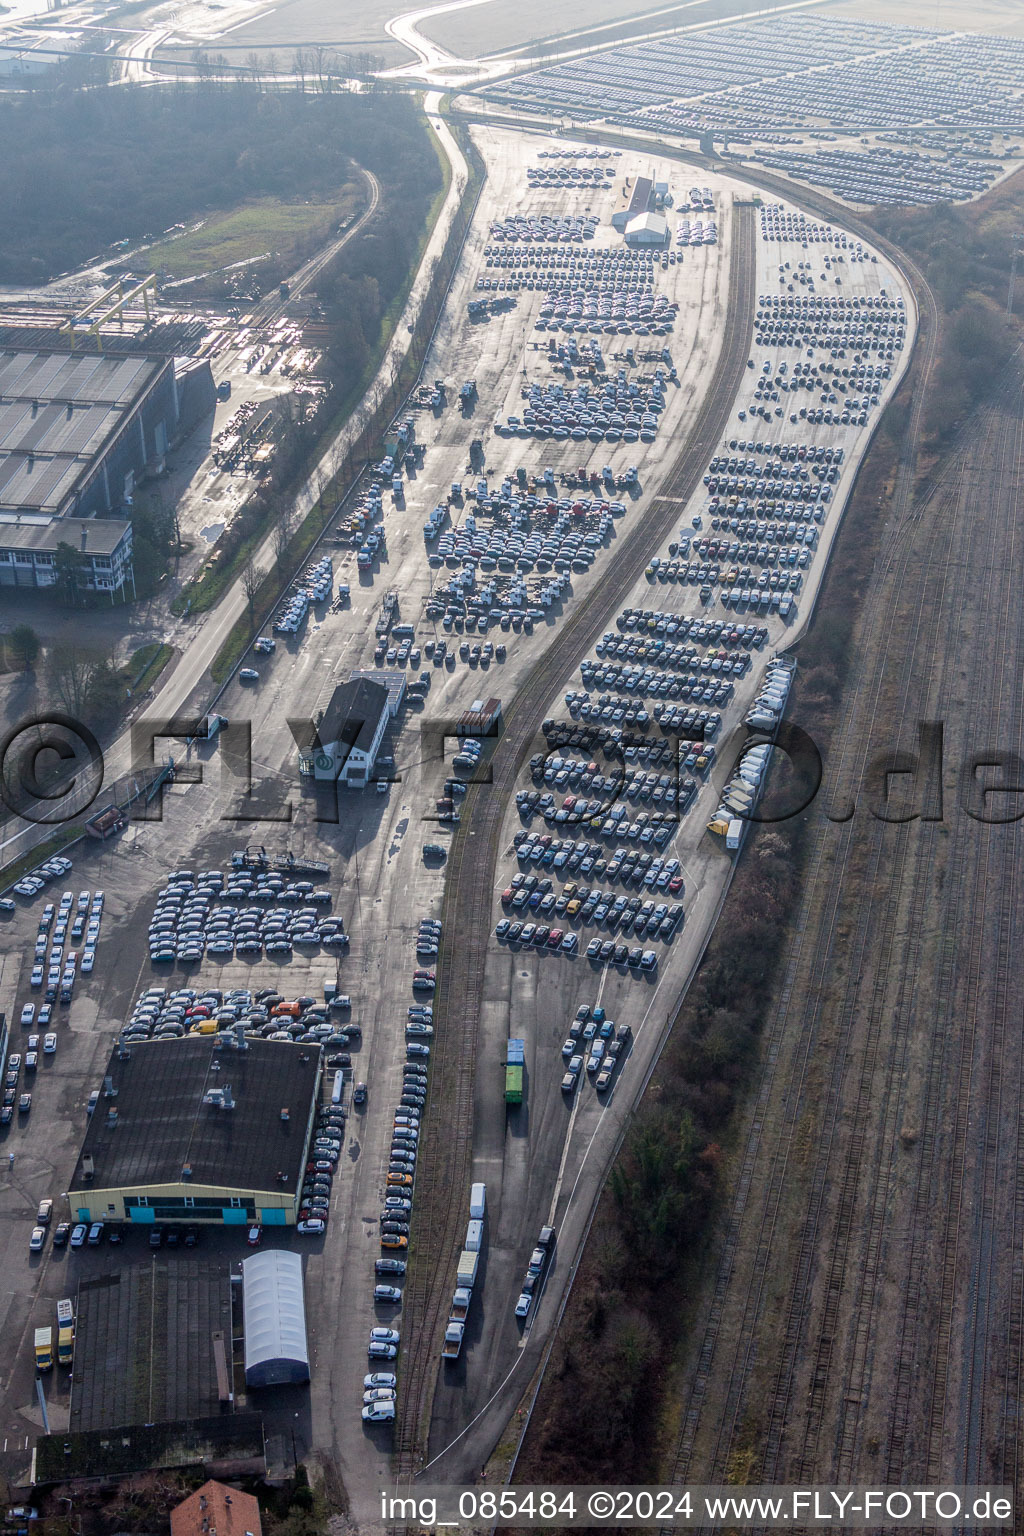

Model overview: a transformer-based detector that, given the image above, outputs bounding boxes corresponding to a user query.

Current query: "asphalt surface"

[0,112,916,1529]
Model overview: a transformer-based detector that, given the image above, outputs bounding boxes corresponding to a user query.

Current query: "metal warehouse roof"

[0,350,162,408]
[242,1250,310,1388]
[0,348,167,515]
[69,1036,320,1196]
[625,212,669,241]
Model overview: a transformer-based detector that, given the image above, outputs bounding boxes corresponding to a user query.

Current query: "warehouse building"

[625,211,670,247]
[611,174,653,232]
[242,1251,310,1388]
[297,675,397,786]
[69,1036,321,1227]
[0,346,212,593]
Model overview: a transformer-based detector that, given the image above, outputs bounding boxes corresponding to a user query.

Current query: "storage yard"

[479,13,1024,206]
[15,67,1017,1519]
[660,299,1024,1516]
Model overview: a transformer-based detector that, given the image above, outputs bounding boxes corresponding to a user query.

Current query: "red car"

[501,887,515,904]
[547,929,564,948]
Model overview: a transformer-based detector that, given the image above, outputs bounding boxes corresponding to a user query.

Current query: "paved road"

[0,100,466,876]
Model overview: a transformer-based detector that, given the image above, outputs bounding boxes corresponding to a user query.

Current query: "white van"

[469,1182,486,1221]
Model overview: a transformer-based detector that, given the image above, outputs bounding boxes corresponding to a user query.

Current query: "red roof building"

[170,1481,262,1536]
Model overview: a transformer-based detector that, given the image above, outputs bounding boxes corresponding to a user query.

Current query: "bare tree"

[273,505,295,570]
[46,642,100,715]
[241,555,266,629]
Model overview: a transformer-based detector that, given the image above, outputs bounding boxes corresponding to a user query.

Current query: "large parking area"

[480,14,1024,206]
[0,123,753,1510]
[416,179,916,1480]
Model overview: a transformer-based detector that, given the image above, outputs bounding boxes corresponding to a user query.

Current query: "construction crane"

[59,274,158,352]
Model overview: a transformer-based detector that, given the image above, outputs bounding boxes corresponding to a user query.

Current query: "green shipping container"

[505,1064,523,1105]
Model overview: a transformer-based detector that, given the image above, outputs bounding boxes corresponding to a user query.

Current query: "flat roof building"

[69,1036,321,1228]
[0,345,213,594]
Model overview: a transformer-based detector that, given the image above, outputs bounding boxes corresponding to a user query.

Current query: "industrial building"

[0,346,213,593]
[625,211,670,247]
[70,1261,237,1431]
[297,674,401,785]
[611,175,653,232]
[242,1251,310,1388]
[69,1036,321,1227]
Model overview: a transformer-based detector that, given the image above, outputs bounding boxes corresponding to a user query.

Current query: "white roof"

[242,1250,309,1386]
[625,212,669,239]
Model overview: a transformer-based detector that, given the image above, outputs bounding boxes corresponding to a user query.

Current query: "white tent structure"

[242,1250,310,1387]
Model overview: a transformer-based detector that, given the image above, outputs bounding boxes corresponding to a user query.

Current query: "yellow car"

[381,1233,408,1250]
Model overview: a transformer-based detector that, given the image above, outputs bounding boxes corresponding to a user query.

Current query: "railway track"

[667,215,941,1501]
[246,167,381,333]
[668,337,1024,1520]
[393,201,757,1473]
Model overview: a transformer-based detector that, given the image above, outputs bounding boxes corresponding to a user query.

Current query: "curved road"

[0,100,465,872]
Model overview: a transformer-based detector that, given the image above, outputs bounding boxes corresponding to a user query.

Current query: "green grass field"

[146,187,361,280]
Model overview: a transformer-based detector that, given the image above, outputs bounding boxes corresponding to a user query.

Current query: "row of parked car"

[559,1006,632,1098]
[146,869,341,964]
[363,919,443,1421]
[5,853,73,903]
[28,888,102,1001]
[514,1223,556,1319]
[121,985,356,1048]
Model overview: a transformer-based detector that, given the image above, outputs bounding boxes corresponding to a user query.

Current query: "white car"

[239,668,259,683]
[297,1217,326,1235]
[81,948,96,974]
[369,1327,399,1345]
[69,1223,88,1248]
[363,1387,396,1404]
[19,1005,34,1027]
[364,1372,397,1389]
[362,1400,395,1422]
[43,1034,57,1055]
[515,1293,532,1319]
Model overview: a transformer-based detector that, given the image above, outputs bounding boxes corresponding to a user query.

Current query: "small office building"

[69,1036,321,1228]
[298,676,393,786]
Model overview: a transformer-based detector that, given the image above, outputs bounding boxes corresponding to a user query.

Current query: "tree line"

[0,84,436,284]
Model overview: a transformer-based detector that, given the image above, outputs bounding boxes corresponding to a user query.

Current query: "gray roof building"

[69,1036,321,1227]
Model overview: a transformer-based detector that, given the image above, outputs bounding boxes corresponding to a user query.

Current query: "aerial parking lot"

[0,113,913,1518]
[414,183,914,1482]
[478,13,1024,206]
